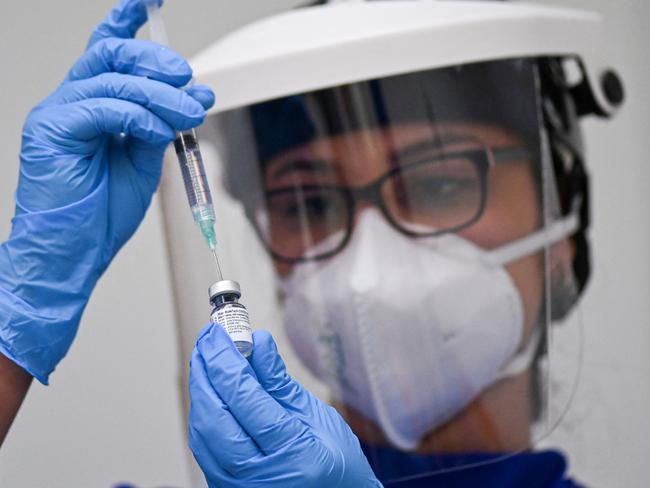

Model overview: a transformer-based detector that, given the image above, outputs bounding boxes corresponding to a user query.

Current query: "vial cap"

[209,280,241,302]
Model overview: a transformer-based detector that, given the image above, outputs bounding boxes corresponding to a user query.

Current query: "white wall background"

[531,2,650,487]
[0,2,304,487]
[0,1,648,487]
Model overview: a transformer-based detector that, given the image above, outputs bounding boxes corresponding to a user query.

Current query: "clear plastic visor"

[172,58,584,483]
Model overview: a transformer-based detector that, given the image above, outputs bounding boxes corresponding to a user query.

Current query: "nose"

[347,175,391,233]
[351,200,383,232]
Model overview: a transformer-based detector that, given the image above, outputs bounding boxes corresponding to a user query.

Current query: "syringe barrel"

[174,129,213,212]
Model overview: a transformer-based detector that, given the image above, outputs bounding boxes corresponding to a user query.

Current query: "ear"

[567,235,577,262]
[549,237,580,321]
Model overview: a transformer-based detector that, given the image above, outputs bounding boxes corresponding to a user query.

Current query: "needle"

[212,248,224,281]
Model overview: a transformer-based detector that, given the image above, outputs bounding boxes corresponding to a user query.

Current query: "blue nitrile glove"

[189,325,383,488]
[0,0,215,384]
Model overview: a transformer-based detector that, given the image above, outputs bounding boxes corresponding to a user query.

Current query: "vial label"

[211,304,253,344]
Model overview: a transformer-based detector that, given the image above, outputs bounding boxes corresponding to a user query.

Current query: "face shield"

[157,1,625,483]
[162,57,584,482]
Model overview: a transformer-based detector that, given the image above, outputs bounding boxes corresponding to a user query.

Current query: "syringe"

[145,2,223,280]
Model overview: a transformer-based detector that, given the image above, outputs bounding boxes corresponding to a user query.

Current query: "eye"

[396,158,479,205]
[410,176,474,203]
[304,194,334,218]
[267,187,344,224]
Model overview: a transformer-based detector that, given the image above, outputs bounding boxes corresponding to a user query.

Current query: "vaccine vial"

[208,280,253,358]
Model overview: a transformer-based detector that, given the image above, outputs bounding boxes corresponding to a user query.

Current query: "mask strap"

[483,203,581,267]
[490,200,583,380]
[497,324,543,380]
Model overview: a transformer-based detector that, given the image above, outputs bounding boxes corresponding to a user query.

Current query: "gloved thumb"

[249,330,313,414]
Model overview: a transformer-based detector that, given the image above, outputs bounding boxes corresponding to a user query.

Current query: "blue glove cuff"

[0,177,109,384]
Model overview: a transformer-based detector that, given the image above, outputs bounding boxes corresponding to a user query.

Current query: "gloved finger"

[41,98,176,146]
[249,330,315,416]
[65,38,192,87]
[49,73,205,132]
[87,0,162,49]
[185,84,216,111]
[197,324,312,455]
[189,337,260,476]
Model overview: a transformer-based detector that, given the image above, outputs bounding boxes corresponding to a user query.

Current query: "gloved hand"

[0,0,215,384]
[189,325,383,488]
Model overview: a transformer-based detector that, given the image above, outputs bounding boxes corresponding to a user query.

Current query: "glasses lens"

[381,151,485,235]
[257,186,349,260]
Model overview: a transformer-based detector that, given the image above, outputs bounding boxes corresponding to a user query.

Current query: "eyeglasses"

[253,144,529,263]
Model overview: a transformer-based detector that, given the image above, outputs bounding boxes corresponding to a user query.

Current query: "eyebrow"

[492,146,531,164]
[393,134,532,165]
[268,157,336,180]
[266,135,532,181]
[391,132,478,162]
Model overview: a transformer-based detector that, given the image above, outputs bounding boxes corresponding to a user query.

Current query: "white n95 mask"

[280,209,578,450]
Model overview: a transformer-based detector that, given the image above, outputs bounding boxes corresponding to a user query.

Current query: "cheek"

[459,163,545,335]
[461,163,541,249]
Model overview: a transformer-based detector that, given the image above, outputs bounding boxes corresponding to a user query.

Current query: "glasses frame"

[252,144,529,263]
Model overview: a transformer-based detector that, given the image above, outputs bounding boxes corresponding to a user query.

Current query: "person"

[183,1,623,487]
[187,63,587,487]
[0,1,623,488]
[0,0,215,440]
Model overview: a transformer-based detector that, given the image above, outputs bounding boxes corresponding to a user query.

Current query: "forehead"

[265,122,524,185]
